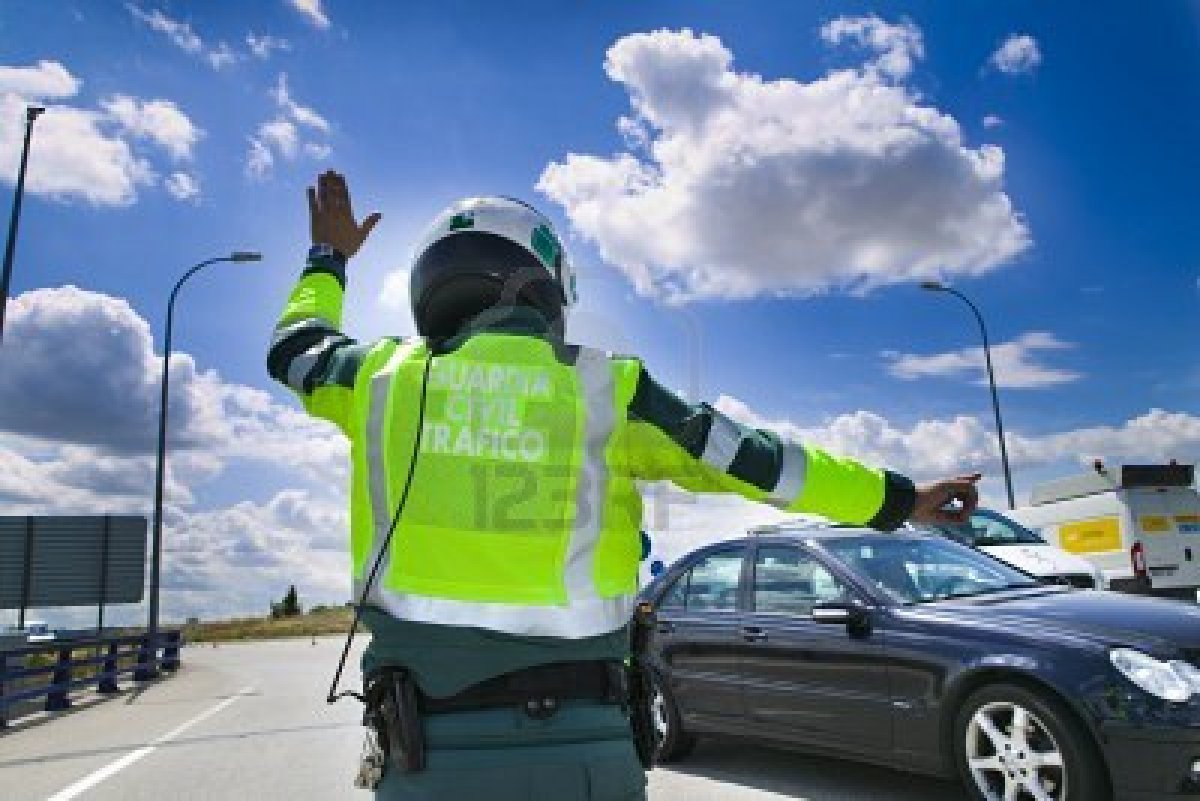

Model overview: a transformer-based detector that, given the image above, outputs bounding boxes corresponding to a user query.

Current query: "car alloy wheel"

[647,671,696,763]
[965,701,1066,801]
[650,686,669,743]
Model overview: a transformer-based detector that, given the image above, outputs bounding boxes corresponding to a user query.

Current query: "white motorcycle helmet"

[408,196,577,340]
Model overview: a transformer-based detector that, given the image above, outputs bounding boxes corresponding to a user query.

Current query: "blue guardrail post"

[98,641,120,694]
[133,632,158,681]
[0,650,8,727]
[161,631,181,671]
[46,646,72,711]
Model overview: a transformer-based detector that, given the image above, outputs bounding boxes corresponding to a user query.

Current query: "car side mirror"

[812,601,871,635]
[811,603,853,624]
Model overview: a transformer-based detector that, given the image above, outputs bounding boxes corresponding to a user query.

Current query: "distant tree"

[282,584,302,617]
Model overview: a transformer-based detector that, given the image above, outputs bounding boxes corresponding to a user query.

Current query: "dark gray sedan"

[638,528,1200,801]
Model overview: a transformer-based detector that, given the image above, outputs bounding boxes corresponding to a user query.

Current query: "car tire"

[954,683,1110,801]
[648,670,696,763]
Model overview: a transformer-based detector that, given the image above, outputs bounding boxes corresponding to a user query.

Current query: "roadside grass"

[183,605,353,643]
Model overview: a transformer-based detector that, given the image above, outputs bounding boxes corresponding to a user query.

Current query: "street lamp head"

[26,106,45,122]
[920,280,946,292]
[229,251,263,263]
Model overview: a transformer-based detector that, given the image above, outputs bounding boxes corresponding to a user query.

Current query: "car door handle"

[656,621,675,634]
[741,626,768,643]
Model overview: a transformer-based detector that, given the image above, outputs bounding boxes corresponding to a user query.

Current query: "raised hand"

[910,473,982,525]
[307,170,382,259]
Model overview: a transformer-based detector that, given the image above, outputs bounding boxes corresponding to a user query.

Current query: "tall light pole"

[920,281,1016,509]
[145,252,262,671]
[0,105,46,344]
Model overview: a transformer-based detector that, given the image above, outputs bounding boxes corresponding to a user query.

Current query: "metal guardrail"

[0,629,182,727]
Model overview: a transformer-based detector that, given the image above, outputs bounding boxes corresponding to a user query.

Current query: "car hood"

[981,544,1099,577]
[908,589,1200,656]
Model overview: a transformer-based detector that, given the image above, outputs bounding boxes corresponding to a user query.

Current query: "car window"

[823,537,1038,603]
[935,510,1044,547]
[753,546,850,616]
[682,549,744,612]
[660,573,687,610]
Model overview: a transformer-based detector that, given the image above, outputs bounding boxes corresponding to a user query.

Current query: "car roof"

[748,523,940,541]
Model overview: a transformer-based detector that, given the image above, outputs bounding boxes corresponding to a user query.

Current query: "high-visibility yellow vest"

[270,259,911,640]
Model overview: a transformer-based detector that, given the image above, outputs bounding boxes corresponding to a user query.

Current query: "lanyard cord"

[326,349,435,705]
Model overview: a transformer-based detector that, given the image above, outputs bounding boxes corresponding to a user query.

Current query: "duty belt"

[360,659,632,777]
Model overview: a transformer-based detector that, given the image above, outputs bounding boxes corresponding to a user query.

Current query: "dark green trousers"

[373,701,647,801]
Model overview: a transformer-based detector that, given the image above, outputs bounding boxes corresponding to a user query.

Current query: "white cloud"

[990,34,1042,74]
[640,399,1200,565]
[247,32,291,59]
[0,286,347,475]
[538,26,1030,303]
[884,331,1082,389]
[820,14,923,80]
[258,118,298,157]
[0,60,80,98]
[206,41,238,70]
[717,398,1200,482]
[101,95,202,161]
[271,73,330,132]
[0,91,154,206]
[0,285,359,621]
[0,61,202,205]
[126,4,202,53]
[246,136,274,179]
[983,114,1004,129]
[379,269,411,311]
[127,5,243,72]
[164,171,200,201]
[248,74,331,178]
[288,0,330,30]
[304,141,331,160]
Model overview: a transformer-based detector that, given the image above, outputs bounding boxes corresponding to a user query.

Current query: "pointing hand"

[910,473,982,525]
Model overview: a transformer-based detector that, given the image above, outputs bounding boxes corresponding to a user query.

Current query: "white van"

[924,508,1107,589]
[1007,463,1200,601]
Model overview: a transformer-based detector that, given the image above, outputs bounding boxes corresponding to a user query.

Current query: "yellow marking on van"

[1060,517,1121,554]
[1174,514,1200,524]
[1140,515,1173,533]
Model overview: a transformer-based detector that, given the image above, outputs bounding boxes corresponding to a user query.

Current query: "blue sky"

[0,1,1197,622]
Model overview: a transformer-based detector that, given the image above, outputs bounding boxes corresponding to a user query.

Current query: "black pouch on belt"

[365,668,427,773]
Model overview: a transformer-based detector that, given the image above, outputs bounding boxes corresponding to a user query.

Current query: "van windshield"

[926,509,1045,547]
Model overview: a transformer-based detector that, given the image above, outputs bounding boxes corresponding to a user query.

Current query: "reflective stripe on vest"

[355,341,636,639]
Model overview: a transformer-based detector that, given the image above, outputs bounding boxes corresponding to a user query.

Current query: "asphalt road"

[0,638,967,800]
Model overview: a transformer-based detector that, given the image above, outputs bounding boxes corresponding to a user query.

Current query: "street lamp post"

[0,105,46,344]
[142,252,262,676]
[920,281,1016,509]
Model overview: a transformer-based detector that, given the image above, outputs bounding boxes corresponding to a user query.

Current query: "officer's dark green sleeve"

[266,249,372,436]
[617,362,916,531]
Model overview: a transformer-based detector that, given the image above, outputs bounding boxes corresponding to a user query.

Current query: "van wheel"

[648,671,696,763]
[955,683,1109,801]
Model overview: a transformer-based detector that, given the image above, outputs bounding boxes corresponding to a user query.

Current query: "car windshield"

[925,509,1045,547]
[821,536,1040,604]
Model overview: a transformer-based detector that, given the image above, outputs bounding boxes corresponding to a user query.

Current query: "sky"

[0,0,1197,625]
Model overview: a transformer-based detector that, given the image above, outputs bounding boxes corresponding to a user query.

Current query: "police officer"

[269,170,980,800]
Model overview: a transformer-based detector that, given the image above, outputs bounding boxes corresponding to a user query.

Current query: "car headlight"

[1110,648,1194,702]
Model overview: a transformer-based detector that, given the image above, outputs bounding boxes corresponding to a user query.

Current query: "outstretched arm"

[267,171,382,434]
[620,363,978,529]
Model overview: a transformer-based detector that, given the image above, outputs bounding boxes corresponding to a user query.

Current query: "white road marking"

[45,686,255,801]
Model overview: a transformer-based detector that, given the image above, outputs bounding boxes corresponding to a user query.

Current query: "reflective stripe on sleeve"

[701,409,744,472]
[767,442,808,508]
[284,334,345,391]
[270,315,338,348]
